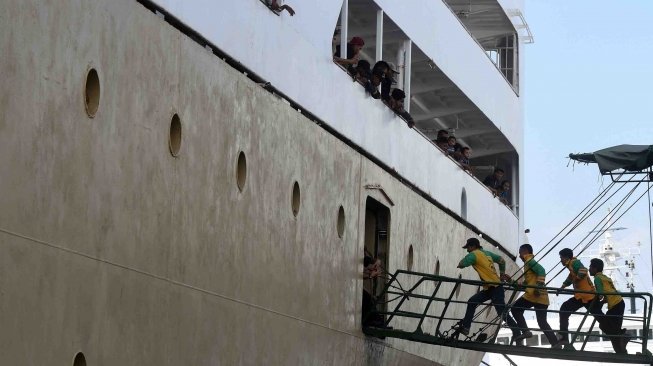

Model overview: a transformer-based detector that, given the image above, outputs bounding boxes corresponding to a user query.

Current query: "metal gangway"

[363,270,653,364]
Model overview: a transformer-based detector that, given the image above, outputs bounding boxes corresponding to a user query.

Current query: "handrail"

[364,270,653,363]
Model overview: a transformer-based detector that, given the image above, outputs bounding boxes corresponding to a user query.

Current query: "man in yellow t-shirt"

[590,258,628,354]
[506,244,558,346]
[455,238,519,338]
[554,248,604,349]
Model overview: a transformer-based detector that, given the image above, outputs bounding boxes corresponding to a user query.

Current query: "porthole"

[455,274,463,298]
[337,206,345,238]
[84,68,100,118]
[169,114,182,157]
[73,352,86,366]
[407,245,414,271]
[461,188,467,220]
[291,181,301,217]
[236,152,247,192]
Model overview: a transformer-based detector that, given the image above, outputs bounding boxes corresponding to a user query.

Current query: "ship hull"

[0,0,518,364]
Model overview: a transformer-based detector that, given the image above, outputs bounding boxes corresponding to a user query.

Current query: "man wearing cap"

[387,88,414,128]
[554,248,604,349]
[455,238,519,339]
[334,36,364,66]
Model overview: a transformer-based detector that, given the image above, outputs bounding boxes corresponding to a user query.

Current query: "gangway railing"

[363,270,653,364]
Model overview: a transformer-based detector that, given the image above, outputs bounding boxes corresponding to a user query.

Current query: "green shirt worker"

[455,238,519,338]
[506,244,558,346]
[589,258,629,354]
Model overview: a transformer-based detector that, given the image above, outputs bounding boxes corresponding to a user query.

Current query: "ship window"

[291,181,301,217]
[407,245,414,271]
[337,205,345,238]
[525,334,539,346]
[586,331,601,342]
[455,274,462,298]
[236,151,247,192]
[460,188,467,220]
[540,334,551,346]
[496,336,509,345]
[73,352,86,366]
[169,114,182,157]
[84,68,100,118]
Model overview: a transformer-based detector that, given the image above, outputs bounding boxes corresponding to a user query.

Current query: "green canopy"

[569,145,653,173]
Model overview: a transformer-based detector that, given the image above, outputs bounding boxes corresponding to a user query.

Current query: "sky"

[523,0,653,300]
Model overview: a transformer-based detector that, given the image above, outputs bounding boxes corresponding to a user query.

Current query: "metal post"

[396,45,404,90]
[631,286,637,314]
[512,154,518,215]
[403,39,412,113]
[340,0,348,59]
[376,10,383,63]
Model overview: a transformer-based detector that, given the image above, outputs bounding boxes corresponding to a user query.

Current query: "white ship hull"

[0,0,527,364]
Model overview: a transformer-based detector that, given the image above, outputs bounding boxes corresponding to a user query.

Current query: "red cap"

[350,36,365,46]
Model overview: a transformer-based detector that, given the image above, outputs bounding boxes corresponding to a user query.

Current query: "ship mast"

[588,209,641,314]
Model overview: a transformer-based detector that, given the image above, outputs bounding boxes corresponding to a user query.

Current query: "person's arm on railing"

[457,252,476,269]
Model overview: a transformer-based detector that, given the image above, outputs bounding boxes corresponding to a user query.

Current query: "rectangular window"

[525,334,539,346]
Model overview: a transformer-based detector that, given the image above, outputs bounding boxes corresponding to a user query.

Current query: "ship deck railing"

[363,269,653,364]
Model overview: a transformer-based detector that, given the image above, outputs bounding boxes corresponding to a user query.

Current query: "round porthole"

[73,352,86,366]
[236,152,247,192]
[84,68,100,118]
[407,245,414,271]
[455,274,463,298]
[291,181,300,217]
[169,114,182,157]
[337,206,345,238]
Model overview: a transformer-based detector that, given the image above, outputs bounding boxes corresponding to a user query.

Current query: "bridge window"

[496,336,509,345]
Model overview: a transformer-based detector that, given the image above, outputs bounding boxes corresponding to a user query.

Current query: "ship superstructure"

[0,0,531,365]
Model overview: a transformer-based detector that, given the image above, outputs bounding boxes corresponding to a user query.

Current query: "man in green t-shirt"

[590,258,628,354]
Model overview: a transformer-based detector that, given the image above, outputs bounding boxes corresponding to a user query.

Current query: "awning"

[569,144,653,173]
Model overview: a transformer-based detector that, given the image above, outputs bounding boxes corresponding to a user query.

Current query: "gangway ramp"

[362,270,653,364]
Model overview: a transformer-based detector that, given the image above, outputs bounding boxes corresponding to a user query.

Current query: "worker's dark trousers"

[559,297,604,341]
[596,300,626,353]
[461,286,518,335]
[511,297,558,345]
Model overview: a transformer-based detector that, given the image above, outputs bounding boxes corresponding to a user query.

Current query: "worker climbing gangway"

[363,271,653,364]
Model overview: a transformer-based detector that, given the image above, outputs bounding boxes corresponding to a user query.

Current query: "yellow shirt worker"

[590,258,628,354]
[455,238,519,338]
[506,244,557,346]
[554,248,604,349]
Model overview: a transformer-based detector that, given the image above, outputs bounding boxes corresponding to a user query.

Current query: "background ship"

[0,0,531,364]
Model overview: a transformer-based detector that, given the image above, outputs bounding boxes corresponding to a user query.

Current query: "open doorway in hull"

[362,197,390,327]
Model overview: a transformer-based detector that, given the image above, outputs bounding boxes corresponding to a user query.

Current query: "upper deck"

[148,0,530,255]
